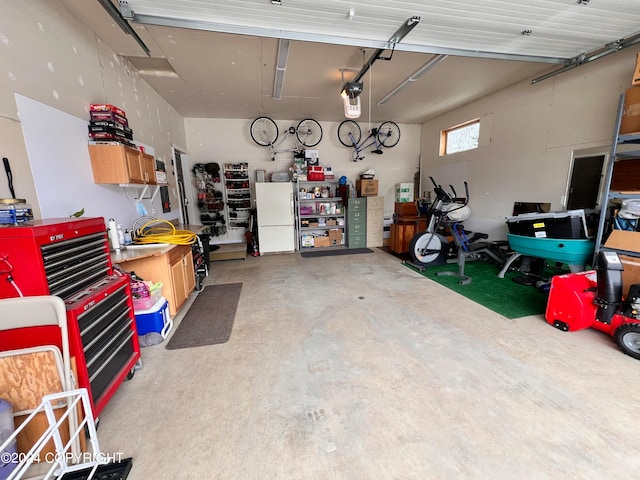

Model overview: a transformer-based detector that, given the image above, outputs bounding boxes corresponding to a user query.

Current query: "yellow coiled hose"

[133,219,197,245]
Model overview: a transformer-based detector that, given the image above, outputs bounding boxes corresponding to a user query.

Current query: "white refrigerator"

[255,182,296,254]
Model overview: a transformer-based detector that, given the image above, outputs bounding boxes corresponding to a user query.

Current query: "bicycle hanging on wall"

[250,116,323,161]
[337,120,400,162]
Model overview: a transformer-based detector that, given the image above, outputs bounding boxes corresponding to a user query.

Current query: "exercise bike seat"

[466,231,489,243]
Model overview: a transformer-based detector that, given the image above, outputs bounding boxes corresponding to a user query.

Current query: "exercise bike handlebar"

[428,176,453,203]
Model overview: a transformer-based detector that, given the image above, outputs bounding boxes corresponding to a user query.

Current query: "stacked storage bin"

[505,209,596,268]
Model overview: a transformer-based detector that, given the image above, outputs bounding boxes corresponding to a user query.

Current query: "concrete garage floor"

[97,249,640,479]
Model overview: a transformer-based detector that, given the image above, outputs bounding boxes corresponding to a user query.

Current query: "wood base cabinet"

[168,245,195,314]
[115,245,195,316]
[389,222,428,254]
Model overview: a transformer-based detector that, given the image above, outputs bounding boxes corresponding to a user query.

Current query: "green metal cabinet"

[347,198,367,248]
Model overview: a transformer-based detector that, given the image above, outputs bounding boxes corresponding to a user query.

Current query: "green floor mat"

[403,260,557,319]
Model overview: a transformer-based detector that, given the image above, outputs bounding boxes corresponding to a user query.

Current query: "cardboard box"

[395,182,414,202]
[604,230,640,297]
[633,52,640,86]
[314,236,330,247]
[328,229,342,246]
[356,179,378,196]
[611,158,640,192]
[620,86,640,134]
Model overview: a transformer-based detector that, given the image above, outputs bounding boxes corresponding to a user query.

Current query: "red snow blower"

[545,250,640,359]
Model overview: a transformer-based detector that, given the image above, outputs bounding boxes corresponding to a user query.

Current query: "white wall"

[185,118,421,242]
[420,47,639,240]
[0,1,187,229]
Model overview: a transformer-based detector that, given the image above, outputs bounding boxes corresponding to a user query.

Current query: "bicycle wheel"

[377,121,401,148]
[250,116,278,146]
[296,118,323,147]
[338,120,361,147]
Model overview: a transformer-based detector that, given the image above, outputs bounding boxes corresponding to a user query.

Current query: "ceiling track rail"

[127,12,567,65]
[532,31,640,84]
[340,16,421,95]
[96,0,150,56]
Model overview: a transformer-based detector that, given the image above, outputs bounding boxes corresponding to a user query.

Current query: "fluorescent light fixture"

[273,38,290,100]
[377,54,447,106]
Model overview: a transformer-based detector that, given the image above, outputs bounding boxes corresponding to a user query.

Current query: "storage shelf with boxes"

[296,180,346,249]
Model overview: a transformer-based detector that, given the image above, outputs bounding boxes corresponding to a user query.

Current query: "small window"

[440,120,480,155]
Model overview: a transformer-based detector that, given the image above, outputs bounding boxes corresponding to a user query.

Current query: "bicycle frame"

[268,127,302,161]
[251,117,323,161]
[348,128,383,162]
[338,120,399,162]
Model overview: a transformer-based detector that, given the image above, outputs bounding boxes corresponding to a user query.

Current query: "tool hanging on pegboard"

[3,157,15,199]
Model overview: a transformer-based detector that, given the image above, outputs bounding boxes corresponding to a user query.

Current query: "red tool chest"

[0,218,140,416]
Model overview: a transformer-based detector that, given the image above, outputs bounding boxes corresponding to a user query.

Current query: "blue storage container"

[134,296,172,338]
[507,234,595,266]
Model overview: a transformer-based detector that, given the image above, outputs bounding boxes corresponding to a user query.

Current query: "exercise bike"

[407,177,471,268]
[407,178,508,283]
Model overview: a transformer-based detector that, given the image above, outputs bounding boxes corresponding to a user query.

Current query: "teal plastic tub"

[507,234,595,266]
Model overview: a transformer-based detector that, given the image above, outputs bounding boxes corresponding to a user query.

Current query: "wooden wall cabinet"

[89,144,157,185]
[114,245,195,316]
